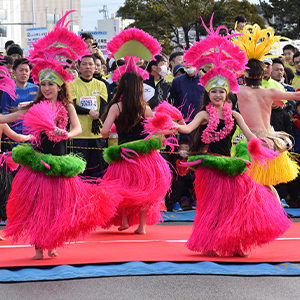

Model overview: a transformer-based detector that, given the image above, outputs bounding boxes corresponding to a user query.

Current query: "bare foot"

[233,250,249,257]
[48,249,58,258]
[118,225,130,231]
[33,249,44,260]
[134,229,146,235]
[0,235,5,241]
[118,215,129,231]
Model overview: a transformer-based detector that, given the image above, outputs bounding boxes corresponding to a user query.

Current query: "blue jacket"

[170,73,205,119]
[1,82,38,134]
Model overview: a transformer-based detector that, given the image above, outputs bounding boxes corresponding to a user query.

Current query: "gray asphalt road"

[1,275,300,300]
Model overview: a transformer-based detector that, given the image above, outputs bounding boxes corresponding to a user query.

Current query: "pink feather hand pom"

[143,101,184,137]
[154,101,183,121]
[143,113,174,136]
[22,102,58,144]
[248,138,280,162]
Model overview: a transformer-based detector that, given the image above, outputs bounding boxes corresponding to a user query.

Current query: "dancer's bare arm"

[0,110,25,123]
[269,89,300,107]
[177,111,208,134]
[101,104,119,138]
[2,123,31,142]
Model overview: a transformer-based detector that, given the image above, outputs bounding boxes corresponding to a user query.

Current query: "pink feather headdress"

[184,14,247,93]
[106,27,162,61]
[112,56,149,81]
[0,57,16,100]
[106,27,161,80]
[30,51,73,85]
[29,10,90,61]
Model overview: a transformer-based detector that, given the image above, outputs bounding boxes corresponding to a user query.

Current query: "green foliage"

[260,0,300,39]
[118,0,215,49]
[199,0,264,36]
[117,0,264,52]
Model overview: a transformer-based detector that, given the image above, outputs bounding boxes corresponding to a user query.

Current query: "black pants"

[71,138,107,178]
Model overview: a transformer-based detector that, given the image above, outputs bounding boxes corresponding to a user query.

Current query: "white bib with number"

[80,96,98,111]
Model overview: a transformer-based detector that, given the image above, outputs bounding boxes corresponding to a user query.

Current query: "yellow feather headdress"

[232,24,290,61]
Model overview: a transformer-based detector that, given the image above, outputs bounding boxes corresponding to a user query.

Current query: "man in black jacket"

[271,103,296,207]
[143,55,171,109]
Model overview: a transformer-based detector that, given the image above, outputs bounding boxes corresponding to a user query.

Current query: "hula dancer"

[144,15,291,256]
[100,28,172,234]
[0,12,119,259]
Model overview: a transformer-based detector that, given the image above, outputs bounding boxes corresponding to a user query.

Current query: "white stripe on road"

[0,237,299,248]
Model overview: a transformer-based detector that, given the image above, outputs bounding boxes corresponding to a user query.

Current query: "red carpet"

[0,223,299,268]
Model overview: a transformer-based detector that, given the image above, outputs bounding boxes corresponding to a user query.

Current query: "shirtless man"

[237,59,300,134]
[237,59,300,199]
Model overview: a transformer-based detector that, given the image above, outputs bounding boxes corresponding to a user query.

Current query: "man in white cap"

[262,57,285,90]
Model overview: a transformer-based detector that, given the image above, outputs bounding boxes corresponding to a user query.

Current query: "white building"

[97,14,134,42]
[0,0,81,53]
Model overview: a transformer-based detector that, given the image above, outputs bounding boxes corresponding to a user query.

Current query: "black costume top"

[38,133,68,155]
[115,103,147,145]
[201,118,237,156]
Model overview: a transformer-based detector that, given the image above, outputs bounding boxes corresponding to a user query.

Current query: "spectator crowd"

[1,14,300,214]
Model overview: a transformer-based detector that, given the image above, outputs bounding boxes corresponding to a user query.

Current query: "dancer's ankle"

[33,249,44,260]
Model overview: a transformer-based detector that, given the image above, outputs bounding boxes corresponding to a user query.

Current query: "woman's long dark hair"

[101,72,146,133]
[22,81,72,111]
[190,90,229,153]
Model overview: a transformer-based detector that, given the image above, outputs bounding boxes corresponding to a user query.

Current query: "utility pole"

[31,0,35,28]
[70,0,73,32]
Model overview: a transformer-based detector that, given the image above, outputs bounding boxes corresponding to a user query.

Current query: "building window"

[47,14,55,24]
[55,14,60,23]
[0,26,7,37]
[0,9,6,20]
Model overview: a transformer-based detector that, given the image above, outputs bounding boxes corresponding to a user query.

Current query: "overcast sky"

[81,0,268,31]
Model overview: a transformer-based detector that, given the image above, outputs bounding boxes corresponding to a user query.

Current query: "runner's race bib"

[18,101,32,108]
[80,96,98,111]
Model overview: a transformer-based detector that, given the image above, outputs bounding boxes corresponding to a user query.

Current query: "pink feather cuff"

[248,138,280,162]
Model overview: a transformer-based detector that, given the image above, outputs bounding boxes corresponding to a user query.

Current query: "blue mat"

[2,209,299,225]
[1,261,300,282]
[285,208,300,217]
[163,208,300,221]
[162,211,195,221]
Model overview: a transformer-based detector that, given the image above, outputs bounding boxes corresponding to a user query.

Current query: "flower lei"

[201,102,234,144]
[46,100,69,142]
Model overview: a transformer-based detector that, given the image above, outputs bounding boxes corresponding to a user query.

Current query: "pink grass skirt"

[102,150,172,228]
[187,167,292,256]
[4,166,120,250]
